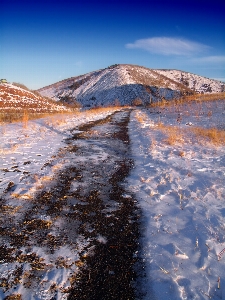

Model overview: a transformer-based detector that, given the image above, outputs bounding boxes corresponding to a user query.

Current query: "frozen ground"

[128,99,225,299]
[0,99,225,299]
[0,108,123,299]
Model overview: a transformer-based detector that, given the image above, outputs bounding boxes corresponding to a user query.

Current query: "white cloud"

[213,78,225,82]
[191,56,225,63]
[74,61,83,67]
[126,37,210,56]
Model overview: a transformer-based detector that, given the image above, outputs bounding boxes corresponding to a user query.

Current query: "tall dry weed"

[23,110,29,129]
[155,122,184,145]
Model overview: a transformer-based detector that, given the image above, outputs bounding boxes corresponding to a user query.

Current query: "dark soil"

[67,110,142,300]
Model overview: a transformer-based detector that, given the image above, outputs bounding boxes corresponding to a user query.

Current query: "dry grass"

[0,144,19,154]
[22,110,29,129]
[84,106,122,115]
[154,122,225,146]
[135,111,184,146]
[190,127,225,145]
[0,84,71,123]
[1,81,123,125]
[178,151,185,157]
[135,111,148,124]
[156,122,184,145]
[0,110,64,124]
[150,92,225,108]
[0,106,122,125]
[4,294,22,300]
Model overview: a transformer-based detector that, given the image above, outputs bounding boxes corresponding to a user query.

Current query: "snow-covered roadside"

[0,108,121,299]
[128,102,225,300]
[0,109,120,198]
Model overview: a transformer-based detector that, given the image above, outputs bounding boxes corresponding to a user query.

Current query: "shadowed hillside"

[37,64,225,108]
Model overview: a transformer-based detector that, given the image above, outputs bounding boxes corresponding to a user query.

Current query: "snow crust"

[128,100,225,299]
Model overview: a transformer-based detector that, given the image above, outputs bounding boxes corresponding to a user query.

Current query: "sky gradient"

[1,0,225,89]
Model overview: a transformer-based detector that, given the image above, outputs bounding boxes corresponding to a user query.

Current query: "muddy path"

[66,109,142,299]
[0,109,143,299]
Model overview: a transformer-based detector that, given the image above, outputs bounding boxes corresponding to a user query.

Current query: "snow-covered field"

[0,99,225,299]
[128,99,225,299]
[0,108,121,299]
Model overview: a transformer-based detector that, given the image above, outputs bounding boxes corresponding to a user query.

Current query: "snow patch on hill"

[0,83,68,112]
[154,69,225,94]
[38,65,225,108]
[38,65,183,107]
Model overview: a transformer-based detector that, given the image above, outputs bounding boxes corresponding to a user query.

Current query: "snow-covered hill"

[38,64,225,108]
[0,83,69,112]
[154,69,225,94]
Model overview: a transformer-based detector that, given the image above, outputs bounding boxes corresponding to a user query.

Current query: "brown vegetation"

[150,92,225,108]
[155,122,225,146]
[0,83,72,123]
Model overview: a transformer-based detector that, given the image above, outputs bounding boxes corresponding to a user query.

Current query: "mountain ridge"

[37,64,225,108]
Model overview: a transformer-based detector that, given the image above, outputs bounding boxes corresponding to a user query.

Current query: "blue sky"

[1,0,225,89]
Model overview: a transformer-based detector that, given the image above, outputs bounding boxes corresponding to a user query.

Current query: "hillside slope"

[38,64,225,108]
[0,83,68,112]
[154,69,224,93]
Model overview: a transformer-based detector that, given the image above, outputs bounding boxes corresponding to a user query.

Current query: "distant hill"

[0,83,69,112]
[37,64,225,108]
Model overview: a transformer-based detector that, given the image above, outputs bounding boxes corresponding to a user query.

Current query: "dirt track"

[66,110,142,299]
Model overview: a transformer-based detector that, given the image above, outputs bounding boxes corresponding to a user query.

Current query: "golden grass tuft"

[4,294,22,300]
[155,122,184,145]
[0,144,19,154]
[150,92,225,108]
[136,113,146,124]
[155,121,225,146]
[0,110,65,124]
[178,151,185,157]
[191,127,225,145]
[165,129,183,145]
[23,110,29,129]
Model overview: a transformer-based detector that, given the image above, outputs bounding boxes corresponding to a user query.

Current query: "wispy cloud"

[126,37,210,56]
[74,61,83,67]
[191,56,225,63]
[213,78,225,82]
